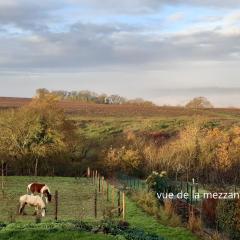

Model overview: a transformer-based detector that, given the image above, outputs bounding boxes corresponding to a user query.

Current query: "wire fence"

[0,171,126,223]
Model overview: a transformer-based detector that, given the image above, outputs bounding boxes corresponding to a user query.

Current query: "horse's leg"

[33,206,38,216]
[19,203,25,215]
[18,203,23,214]
[41,208,46,217]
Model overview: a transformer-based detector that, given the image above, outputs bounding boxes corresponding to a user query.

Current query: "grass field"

[0,176,107,222]
[0,176,199,240]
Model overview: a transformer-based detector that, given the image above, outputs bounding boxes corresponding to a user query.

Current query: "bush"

[188,213,202,233]
[146,171,177,200]
[216,199,240,240]
[94,219,165,240]
[0,220,166,240]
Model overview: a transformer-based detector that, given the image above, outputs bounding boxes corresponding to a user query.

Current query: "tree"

[185,97,213,109]
[105,145,142,175]
[36,88,50,98]
[0,93,76,176]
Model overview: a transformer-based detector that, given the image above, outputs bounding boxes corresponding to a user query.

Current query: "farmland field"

[1,96,240,118]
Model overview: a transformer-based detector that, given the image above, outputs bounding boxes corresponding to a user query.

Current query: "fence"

[116,174,208,223]
[0,169,126,223]
[88,168,126,221]
[117,173,147,191]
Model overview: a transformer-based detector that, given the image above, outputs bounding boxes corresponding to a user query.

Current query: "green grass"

[0,176,107,222]
[75,117,189,144]
[73,114,240,145]
[125,195,199,240]
[0,176,199,240]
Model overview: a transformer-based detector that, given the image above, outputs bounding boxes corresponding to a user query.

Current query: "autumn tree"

[105,145,143,175]
[0,93,75,176]
[185,97,213,109]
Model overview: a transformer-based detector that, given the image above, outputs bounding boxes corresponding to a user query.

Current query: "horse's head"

[47,192,52,202]
[43,187,52,203]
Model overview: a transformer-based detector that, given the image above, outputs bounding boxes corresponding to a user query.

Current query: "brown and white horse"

[27,183,52,204]
[19,194,46,217]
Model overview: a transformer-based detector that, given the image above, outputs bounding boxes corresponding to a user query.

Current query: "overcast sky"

[1,0,240,107]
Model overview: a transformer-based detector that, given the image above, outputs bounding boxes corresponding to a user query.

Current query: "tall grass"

[131,191,181,227]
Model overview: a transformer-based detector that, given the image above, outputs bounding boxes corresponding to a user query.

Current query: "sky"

[1,0,240,107]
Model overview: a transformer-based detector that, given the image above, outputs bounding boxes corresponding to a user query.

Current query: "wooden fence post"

[122,192,126,220]
[87,167,90,178]
[55,190,58,221]
[94,189,97,218]
[118,191,121,216]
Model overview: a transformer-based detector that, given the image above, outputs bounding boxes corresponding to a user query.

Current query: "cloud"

[0,19,239,71]
[167,12,185,22]
[66,0,240,14]
[0,0,63,31]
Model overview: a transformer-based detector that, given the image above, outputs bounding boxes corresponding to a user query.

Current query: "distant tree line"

[36,88,155,106]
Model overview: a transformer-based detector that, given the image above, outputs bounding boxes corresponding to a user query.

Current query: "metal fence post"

[55,190,58,221]
[98,176,101,193]
[94,189,97,218]
[118,191,121,216]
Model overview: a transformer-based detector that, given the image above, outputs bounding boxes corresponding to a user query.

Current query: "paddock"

[0,176,114,223]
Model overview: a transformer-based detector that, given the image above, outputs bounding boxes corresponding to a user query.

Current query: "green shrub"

[0,220,165,240]
[97,219,165,240]
[216,199,240,240]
